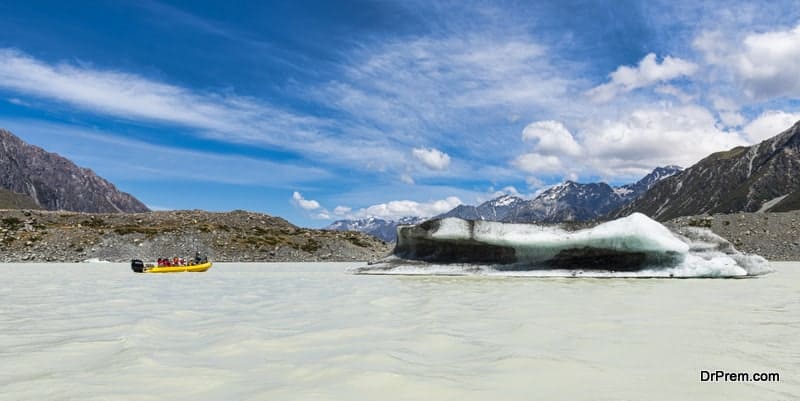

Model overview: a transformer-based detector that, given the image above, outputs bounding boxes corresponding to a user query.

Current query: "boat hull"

[144,262,212,273]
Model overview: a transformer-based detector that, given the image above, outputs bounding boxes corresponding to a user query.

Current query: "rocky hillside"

[0,209,390,262]
[0,129,149,213]
[439,166,682,223]
[616,121,800,220]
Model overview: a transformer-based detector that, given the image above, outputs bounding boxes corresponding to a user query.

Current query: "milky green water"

[0,262,798,401]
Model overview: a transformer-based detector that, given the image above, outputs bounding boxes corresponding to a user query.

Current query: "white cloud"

[314,211,332,220]
[513,121,583,175]
[291,192,321,211]
[582,105,747,174]
[654,85,694,103]
[587,53,698,103]
[1,118,331,186]
[489,185,521,198]
[512,104,752,178]
[349,196,463,220]
[400,173,415,184]
[0,48,408,172]
[521,120,582,157]
[313,35,573,153]
[333,206,352,215]
[512,153,564,174]
[711,97,746,127]
[743,110,800,142]
[412,147,451,170]
[695,25,800,100]
[525,176,545,189]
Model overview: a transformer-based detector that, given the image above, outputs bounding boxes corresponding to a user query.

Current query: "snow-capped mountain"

[613,165,682,201]
[328,166,684,239]
[326,216,426,242]
[437,166,683,223]
[512,181,622,222]
[438,194,527,221]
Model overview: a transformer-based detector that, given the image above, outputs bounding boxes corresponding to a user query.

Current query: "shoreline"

[1,208,798,263]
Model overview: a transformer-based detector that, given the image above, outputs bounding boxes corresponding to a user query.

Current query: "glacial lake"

[1,262,798,401]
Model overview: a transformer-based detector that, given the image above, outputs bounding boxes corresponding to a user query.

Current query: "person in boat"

[194,251,202,265]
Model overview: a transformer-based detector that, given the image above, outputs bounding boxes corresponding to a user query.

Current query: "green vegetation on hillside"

[0,189,40,210]
[767,191,800,212]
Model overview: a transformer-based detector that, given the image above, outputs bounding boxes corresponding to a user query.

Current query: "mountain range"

[326,216,426,242]
[329,165,682,241]
[0,129,149,213]
[439,165,682,223]
[617,120,800,220]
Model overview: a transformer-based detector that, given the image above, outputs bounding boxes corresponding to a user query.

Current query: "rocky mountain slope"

[0,209,390,262]
[0,129,149,213]
[326,216,425,242]
[617,121,800,220]
[440,166,682,223]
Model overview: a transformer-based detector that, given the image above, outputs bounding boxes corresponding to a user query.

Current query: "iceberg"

[354,213,771,278]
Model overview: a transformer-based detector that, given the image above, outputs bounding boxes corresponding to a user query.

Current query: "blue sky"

[1,0,800,227]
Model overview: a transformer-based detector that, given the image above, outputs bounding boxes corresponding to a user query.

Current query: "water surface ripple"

[0,262,798,400]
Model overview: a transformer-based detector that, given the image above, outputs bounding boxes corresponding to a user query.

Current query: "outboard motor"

[131,259,145,273]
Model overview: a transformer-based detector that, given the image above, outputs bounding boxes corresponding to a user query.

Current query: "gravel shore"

[0,209,391,263]
[666,211,800,261]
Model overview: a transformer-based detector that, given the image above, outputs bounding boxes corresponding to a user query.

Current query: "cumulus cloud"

[695,25,800,100]
[513,120,580,175]
[521,120,582,156]
[743,110,800,142]
[512,104,751,178]
[348,197,463,220]
[587,53,698,103]
[291,191,321,210]
[412,147,451,170]
[582,105,747,174]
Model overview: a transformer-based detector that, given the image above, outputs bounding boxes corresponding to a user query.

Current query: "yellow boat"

[131,259,212,273]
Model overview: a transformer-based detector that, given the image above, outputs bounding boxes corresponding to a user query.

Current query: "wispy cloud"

[312,35,576,158]
[0,119,331,187]
[0,48,407,172]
